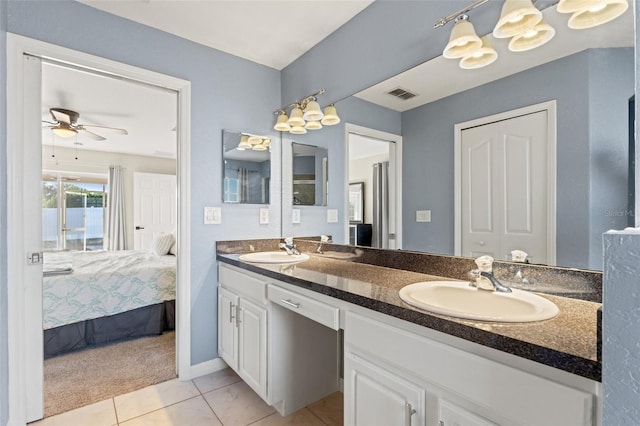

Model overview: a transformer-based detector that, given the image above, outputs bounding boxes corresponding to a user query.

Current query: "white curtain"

[107,165,127,250]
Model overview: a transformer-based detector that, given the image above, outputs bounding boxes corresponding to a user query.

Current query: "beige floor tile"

[203,380,275,425]
[307,392,344,426]
[31,399,117,426]
[193,367,242,394]
[114,378,200,422]
[119,395,222,426]
[249,408,325,426]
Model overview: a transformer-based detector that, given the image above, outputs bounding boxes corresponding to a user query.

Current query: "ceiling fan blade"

[79,124,128,135]
[49,108,79,124]
[78,128,106,141]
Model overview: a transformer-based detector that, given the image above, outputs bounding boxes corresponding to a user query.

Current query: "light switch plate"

[292,209,301,224]
[416,210,431,223]
[204,206,222,224]
[327,209,339,223]
[259,208,269,224]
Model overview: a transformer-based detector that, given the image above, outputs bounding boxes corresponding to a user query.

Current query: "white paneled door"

[460,110,550,264]
[133,172,177,250]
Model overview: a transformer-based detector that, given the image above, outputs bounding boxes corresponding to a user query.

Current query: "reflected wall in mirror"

[292,142,328,206]
[347,5,634,271]
[349,182,364,224]
[222,129,272,204]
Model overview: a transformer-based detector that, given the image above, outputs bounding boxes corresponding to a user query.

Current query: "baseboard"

[183,357,228,380]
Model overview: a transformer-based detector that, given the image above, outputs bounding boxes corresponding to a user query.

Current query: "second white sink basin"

[239,251,310,264]
[398,281,559,323]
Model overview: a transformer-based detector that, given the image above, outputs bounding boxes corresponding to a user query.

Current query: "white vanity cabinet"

[218,264,268,401]
[344,310,599,426]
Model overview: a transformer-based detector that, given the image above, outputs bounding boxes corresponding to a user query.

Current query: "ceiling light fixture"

[557,0,628,29]
[51,122,78,138]
[274,89,340,134]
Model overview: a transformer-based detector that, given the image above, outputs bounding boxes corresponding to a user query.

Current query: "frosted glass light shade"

[302,100,324,121]
[262,138,271,147]
[287,107,305,127]
[238,135,252,150]
[305,120,323,130]
[557,0,591,13]
[252,143,268,151]
[508,21,555,51]
[321,105,340,125]
[274,113,291,131]
[459,39,498,69]
[568,0,628,29]
[52,124,77,138]
[443,17,482,59]
[493,0,543,38]
[289,126,307,135]
[248,135,262,145]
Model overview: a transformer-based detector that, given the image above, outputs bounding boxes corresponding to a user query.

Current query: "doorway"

[7,33,192,424]
[345,124,403,249]
[454,101,557,264]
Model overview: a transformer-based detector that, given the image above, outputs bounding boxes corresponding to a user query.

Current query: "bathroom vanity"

[217,240,602,426]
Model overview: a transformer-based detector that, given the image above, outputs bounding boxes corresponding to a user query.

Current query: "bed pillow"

[169,236,177,255]
[152,233,175,256]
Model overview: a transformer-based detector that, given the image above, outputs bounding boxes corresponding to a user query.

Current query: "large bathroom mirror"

[291,142,328,206]
[289,3,633,271]
[222,129,272,204]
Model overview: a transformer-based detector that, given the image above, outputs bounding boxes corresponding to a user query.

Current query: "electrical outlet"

[416,210,431,223]
[204,206,222,224]
[259,208,269,224]
[327,209,338,223]
[292,209,301,224]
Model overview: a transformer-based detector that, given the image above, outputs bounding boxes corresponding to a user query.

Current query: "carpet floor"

[44,331,176,418]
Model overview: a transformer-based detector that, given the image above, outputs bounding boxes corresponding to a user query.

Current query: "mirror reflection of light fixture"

[237,134,252,150]
[558,0,628,29]
[493,0,542,39]
[442,15,482,59]
[508,20,556,51]
[237,134,272,151]
[460,37,498,69]
[52,123,78,138]
[273,89,340,133]
[248,135,263,145]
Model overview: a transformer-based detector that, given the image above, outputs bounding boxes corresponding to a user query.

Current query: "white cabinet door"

[439,399,497,426]
[218,287,239,371]
[345,353,425,426]
[238,297,268,400]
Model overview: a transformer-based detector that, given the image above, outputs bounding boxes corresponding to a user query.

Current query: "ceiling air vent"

[387,87,418,101]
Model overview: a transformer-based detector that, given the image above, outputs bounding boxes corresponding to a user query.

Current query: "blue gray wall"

[1,0,8,424]
[5,0,281,367]
[401,48,632,270]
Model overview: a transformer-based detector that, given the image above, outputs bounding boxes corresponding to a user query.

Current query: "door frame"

[453,100,557,263]
[7,33,192,425]
[344,123,403,249]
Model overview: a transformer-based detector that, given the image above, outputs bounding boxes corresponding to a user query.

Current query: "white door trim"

[344,123,403,249]
[453,100,557,264]
[7,33,192,425]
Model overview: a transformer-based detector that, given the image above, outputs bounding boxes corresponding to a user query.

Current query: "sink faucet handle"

[320,235,330,243]
[510,250,528,263]
[284,237,294,246]
[474,255,494,272]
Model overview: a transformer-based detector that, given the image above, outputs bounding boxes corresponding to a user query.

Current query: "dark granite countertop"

[216,242,602,382]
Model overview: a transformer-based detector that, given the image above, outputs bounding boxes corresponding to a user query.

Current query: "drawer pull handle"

[229,301,235,323]
[280,299,300,309]
[406,403,416,426]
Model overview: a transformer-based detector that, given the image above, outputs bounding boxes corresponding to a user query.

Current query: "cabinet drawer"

[269,284,339,330]
[219,264,267,303]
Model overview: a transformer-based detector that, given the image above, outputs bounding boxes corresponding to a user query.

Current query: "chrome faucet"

[469,255,512,293]
[279,237,300,255]
[317,235,331,254]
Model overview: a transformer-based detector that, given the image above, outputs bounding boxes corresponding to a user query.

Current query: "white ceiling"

[77,0,374,70]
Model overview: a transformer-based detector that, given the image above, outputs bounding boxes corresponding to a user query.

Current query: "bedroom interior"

[40,59,180,416]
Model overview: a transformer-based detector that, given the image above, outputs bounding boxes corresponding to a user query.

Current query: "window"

[42,173,108,251]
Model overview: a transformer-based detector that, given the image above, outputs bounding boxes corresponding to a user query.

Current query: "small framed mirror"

[292,142,328,206]
[222,129,272,204]
[349,182,364,223]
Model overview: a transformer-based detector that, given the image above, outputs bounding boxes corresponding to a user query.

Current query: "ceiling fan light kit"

[273,89,340,134]
[435,0,628,70]
[44,107,129,142]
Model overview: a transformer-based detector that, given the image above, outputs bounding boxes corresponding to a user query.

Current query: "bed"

[43,249,176,358]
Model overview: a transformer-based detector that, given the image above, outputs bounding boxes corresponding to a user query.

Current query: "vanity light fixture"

[237,134,270,151]
[508,19,556,51]
[493,0,542,39]
[273,89,340,133]
[442,15,483,59]
[557,0,628,29]
[459,37,498,69]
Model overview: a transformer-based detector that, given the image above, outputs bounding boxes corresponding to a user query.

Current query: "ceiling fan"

[43,107,128,141]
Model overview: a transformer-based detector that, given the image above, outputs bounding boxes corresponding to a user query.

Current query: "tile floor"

[32,368,344,426]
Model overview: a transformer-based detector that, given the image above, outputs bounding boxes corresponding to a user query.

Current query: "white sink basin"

[398,281,559,323]
[239,251,309,264]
